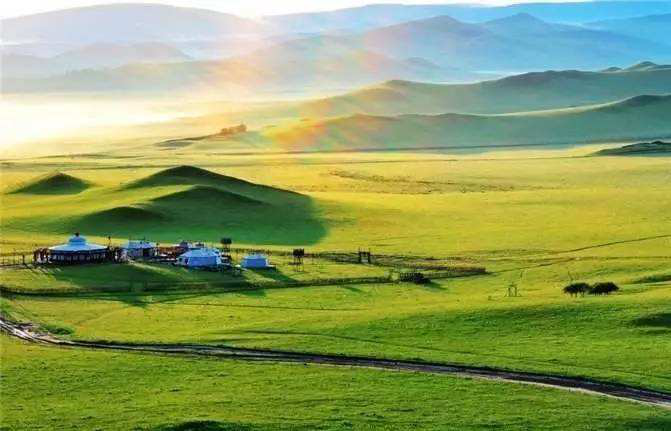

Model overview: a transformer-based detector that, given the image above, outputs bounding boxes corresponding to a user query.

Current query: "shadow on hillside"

[622,418,671,431]
[247,269,296,284]
[417,281,447,291]
[45,263,205,308]
[631,313,671,329]
[151,420,300,431]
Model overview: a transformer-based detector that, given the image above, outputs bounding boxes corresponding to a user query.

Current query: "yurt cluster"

[34,233,273,270]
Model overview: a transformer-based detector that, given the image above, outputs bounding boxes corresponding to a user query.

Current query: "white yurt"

[177,248,222,268]
[122,240,157,259]
[241,253,271,269]
[48,233,108,264]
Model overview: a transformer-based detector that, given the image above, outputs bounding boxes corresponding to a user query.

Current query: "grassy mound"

[124,165,300,204]
[10,172,91,195]
[62,173,324,244]
[150,186,264,206]
[126,165,252,188]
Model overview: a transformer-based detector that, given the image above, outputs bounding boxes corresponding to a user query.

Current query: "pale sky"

[0,0,571,19]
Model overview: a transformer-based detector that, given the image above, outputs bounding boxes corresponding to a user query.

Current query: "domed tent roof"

[179,248,221,258]
[49,233,107,252]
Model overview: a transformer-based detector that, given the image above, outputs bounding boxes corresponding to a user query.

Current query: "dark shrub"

[589,281,619,295]
[411,273,431,285]
[563,282,590,297]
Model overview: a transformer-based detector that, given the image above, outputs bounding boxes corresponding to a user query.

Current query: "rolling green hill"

[293,64,671,117]
[265,94,671,151]
[9,172,91,195]
[28,166,329,245]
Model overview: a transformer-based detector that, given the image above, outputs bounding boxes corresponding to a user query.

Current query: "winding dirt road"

[2,317,670,410]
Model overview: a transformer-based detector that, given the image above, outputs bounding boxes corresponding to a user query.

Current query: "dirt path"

[2,316,670,410]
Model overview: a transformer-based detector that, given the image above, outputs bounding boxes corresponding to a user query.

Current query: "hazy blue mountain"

[587,13,671,45]
[0,3,270,44]
[7,1,669,46]
[355,13,671,70]
[2,36,475,94]
[2,42,191,78]
[265,1,671,32]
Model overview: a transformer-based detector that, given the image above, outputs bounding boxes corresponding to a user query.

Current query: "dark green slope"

[68,167,326,246]
[269,95,671,151]
[296,65,671,117]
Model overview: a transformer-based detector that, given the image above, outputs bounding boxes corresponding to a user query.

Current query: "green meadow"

[5,338,671,431]
[2,144,670,429]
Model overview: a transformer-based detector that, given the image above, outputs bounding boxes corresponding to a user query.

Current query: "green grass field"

[5,338,671,431]
[2,145,670,429]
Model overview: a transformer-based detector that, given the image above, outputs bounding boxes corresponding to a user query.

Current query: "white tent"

[48,233,108,263]
[177,248,222,267]
[241,253,271,269]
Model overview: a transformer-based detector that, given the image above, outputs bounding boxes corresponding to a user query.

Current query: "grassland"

[2,144,670,429]
[5,338,671,431]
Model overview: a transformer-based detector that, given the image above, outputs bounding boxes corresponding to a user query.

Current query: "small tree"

[563,282,590,297]
[589,282,619,295]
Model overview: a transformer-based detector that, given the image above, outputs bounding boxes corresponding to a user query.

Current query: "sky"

[0,0,572,19]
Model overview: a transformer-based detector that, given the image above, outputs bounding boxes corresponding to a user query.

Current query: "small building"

[122,240,157,259]
[176,248,222,268]
[240,253,272,269]
[48,233,108,264]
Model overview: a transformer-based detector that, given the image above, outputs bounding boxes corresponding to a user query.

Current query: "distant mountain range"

[353,13,670,70]
[3,2,671,94]
[0,3,267,44]
[587,13,671,46]
[2,42,191,78]
[2,36,469,94]
[265,1,671,32]
[263,94,671,151]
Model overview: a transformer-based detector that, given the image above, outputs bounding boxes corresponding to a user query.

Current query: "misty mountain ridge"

[3,3,671,95]
[2,42,191,78]
[2,36,470,94]
[354,13,671,70]
[587,13,671,46]
[264,1,671,32]
[1,3,269,44]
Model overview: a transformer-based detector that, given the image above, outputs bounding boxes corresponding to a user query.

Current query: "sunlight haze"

[2,0,577,19]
